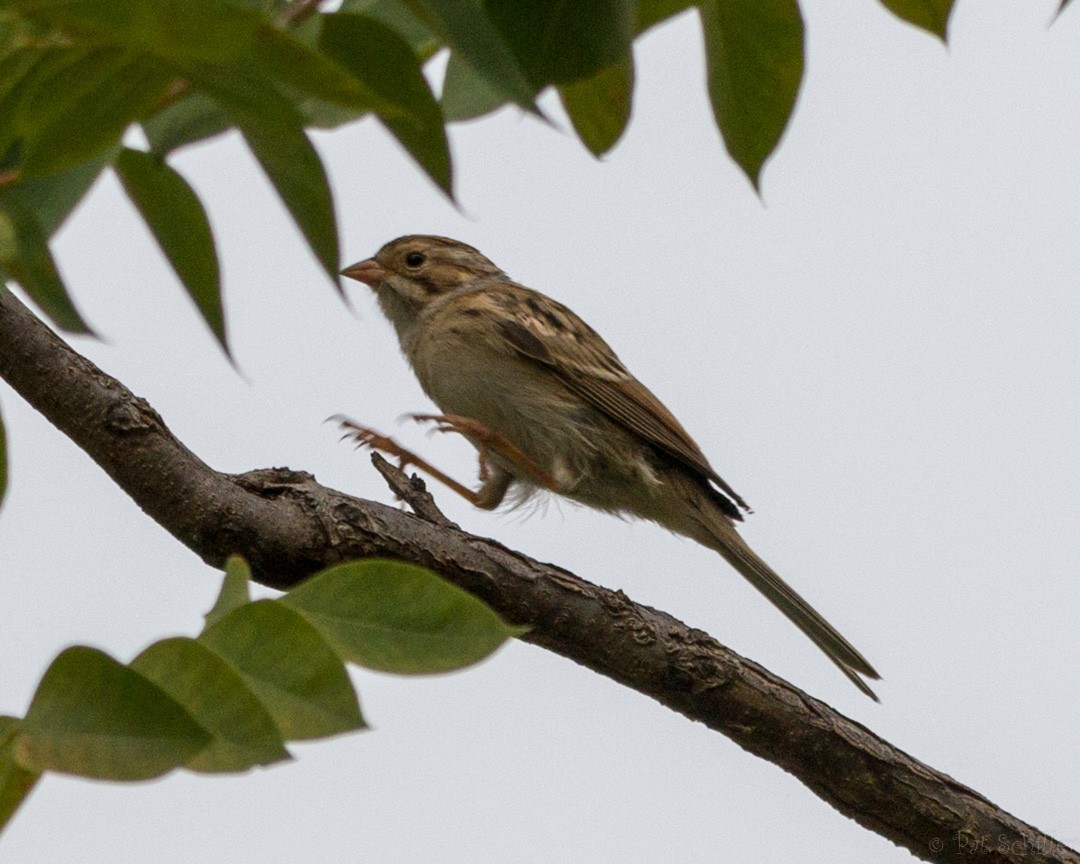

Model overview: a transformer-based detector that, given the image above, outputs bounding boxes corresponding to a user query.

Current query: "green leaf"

[0,48,46,171]
[18,647,210,780]
[431,1,634,118]
[9,0,259,65]
[224,0,290,13]
[200,600,364,740]
[320,13,451,195]
[485,0,633,87]
[635,0,693,33]
[143,91,232,156]
[0,10,49,54]
[0,402,6,514]
[697,0,803,189]
[292,94,363,131]
[0,202,92,334]
[115,147,226,354]
[558,55,634,157]
[340,0,441,58]
[130,637,289,773]
[0,717,40,835]
[259,15,366,130]
[405,0,537,112]
[252,22,389,115]
[23,54,169,177]
[2,46,171,178]
[204,555,253,628]
[0,148,117,237]
[14,0,388,111]
[203,74,340,284]
[877,0,953,40]
[281,559,523,675]
[440,52,510,122]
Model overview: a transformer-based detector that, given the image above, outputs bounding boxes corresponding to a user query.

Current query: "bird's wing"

[487,284,751,516]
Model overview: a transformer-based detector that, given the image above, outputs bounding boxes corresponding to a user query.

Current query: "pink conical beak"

[340,258,387,287]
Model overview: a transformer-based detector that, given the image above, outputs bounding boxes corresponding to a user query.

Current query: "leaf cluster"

[0,0,816,351]
[0,556,523,831]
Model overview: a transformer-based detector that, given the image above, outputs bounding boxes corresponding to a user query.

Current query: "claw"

[335,415,486,506]
[405,413,559,490]
[336,412,559,508]
[337,419,415,471]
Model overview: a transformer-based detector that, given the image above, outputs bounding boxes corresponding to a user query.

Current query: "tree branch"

[0,286,1074,864]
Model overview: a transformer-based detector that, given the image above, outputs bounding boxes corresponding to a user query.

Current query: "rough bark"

[0,286,1074,864]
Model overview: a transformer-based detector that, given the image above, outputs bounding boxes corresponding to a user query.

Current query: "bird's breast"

[407,329,593,479]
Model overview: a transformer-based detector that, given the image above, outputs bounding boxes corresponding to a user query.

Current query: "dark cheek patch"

[422,265,471,293]
[418,269,451,293]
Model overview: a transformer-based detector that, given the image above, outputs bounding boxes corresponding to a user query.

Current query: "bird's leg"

[336,417,485,507]
[407,413,559,492]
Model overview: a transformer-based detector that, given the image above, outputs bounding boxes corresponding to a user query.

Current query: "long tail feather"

[698,513,880,700]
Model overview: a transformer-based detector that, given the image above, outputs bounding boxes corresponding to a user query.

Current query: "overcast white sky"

[3,0,1080,860]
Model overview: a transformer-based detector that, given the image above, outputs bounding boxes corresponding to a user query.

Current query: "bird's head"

[342,235,505,311]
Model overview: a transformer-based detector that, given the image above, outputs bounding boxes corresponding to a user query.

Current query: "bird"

[340,235,880,699]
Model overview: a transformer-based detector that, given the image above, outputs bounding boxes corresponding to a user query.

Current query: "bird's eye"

[404,251,426,268]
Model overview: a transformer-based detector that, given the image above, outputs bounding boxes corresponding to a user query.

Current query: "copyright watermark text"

[928,832,1070,857]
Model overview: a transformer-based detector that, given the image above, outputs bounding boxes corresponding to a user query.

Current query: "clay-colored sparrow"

[342,235,880,699]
